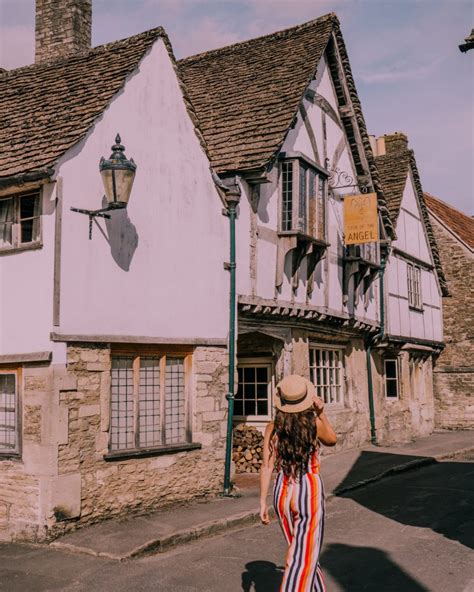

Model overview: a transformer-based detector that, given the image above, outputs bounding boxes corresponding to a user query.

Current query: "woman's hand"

[312,395,325,416]
[260,501,270,525]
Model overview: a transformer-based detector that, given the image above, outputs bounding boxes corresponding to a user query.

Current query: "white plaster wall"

[235,180,252,297]
[0,183,57,355]
[57,40,228,340]
[385,175,443,342]
[1,38,229,359]
[245,52,378,324]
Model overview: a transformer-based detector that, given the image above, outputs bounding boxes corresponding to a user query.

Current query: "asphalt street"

[1,458,473,592]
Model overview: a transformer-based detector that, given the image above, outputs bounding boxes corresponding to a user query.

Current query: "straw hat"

[275,375,316,413]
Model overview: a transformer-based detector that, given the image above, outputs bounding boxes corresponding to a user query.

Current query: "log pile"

[233,424,264,473]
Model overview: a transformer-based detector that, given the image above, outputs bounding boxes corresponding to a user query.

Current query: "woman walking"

[259,375,337,592]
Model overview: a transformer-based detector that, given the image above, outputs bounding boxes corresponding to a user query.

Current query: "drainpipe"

[366,248,388,445]
[222,182,241,495]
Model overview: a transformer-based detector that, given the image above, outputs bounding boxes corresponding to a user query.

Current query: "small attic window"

[0,190,41,252]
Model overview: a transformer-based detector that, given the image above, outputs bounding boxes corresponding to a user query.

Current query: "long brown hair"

[270,408,318,478]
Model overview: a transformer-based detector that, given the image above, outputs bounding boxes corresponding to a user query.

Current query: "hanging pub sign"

[343,193,379,244]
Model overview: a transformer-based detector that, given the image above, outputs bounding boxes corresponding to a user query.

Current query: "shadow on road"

[241,560,283,591]
[321,543,429,591]
[337,453,474,550]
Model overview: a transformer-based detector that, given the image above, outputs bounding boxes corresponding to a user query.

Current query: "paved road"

[1,458,473,592]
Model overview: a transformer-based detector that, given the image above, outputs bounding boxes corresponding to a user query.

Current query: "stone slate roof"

[178,14,395,239]
[374,152,411,225]
[376,149,449,296]
[178,15,334,174]
[424,192,474,251]
[0,28,166,180]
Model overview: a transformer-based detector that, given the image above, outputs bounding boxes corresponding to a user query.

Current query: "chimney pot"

[35,0,92,64]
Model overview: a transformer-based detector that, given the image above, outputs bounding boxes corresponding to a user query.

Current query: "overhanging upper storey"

[178,14,396,243]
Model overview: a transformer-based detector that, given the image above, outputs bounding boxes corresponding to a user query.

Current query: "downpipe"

[366,249,388,445]
[222,186,240,496]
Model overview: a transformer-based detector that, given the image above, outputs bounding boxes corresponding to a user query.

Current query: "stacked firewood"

[233,424,264,473]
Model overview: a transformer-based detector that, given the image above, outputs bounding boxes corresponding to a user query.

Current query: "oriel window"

[280,159,326,240]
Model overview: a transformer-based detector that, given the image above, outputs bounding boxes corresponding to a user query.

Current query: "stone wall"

[51,343,228,536]
[236,324,436,453]
[373,352,435,445]
[0,344,229,541]
[429,217,474,428]
[35,0,92,64]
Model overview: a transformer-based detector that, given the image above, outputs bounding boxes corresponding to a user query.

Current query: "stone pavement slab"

[50,429,474,560]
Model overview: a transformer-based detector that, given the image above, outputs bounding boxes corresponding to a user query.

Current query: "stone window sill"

[0,452,21,461]
[103,442,202,462]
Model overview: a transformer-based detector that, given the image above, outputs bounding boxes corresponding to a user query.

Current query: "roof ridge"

[424,191,473,219]
[1,26,165,78]
[178,13,337,65]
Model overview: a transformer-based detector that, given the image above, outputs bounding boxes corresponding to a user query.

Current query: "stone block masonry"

[52,343,229,538]
[0,344,229,542]
[35,0,92,64]
[429,216,474,429]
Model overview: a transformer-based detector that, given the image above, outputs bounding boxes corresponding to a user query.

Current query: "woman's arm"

[259,421,276,524]
[313,396,337,446]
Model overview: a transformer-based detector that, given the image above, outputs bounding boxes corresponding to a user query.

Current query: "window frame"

[279,156,327,240]
[0,368,21,458]
[309,345,345,407]
[384,358,400,399]
[0,189,43,253]
[235,358,274,422]
[407,263,423,311]
[108,349,193,455]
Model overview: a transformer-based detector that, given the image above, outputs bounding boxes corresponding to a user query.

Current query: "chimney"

[35,0,92,64]
[383,132,409,155]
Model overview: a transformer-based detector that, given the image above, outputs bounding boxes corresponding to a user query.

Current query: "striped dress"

[273,448,325,592]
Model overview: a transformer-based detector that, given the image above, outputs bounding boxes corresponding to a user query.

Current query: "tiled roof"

[376,149,448,296]
[424,192,474,251]
[178,14,335,174]
[374,151,410,225]
[0,28,165,179]
[178,14,395,239]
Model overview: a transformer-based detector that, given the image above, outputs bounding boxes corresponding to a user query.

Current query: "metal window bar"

[310,348,343,405]
[281,162,293,231]
[0,373,17,452]
[165,357,186,444]
[110,357,134,451]
[139,356,161,447]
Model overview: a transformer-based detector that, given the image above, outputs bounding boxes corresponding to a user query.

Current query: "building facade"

[374,134,448,443]
[0,4,449,541]
[0,3,231,542]
[424,193,474,429]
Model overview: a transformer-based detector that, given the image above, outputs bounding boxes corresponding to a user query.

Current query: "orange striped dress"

[273,448,325,592]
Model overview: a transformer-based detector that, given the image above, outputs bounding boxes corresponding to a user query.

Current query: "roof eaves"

[408,151,449,296]
[331,24,396,241]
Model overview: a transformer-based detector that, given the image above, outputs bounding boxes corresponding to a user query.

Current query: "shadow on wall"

[336,451,474,550]
[321,543,429,591]
[93,196,138,271]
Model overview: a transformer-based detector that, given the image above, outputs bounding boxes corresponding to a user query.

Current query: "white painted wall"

[386,175,443,342]
[0,39,229,360]
[238,54,379,324]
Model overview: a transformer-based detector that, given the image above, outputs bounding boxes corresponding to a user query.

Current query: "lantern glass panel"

[101,167,135,207]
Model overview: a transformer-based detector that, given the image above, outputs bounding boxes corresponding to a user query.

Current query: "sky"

[1,0,473,215]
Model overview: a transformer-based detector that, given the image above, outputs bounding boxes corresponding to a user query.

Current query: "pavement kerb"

[49,443,474,561]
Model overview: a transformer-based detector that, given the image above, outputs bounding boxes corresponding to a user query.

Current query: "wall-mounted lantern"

[71,134,137,239]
